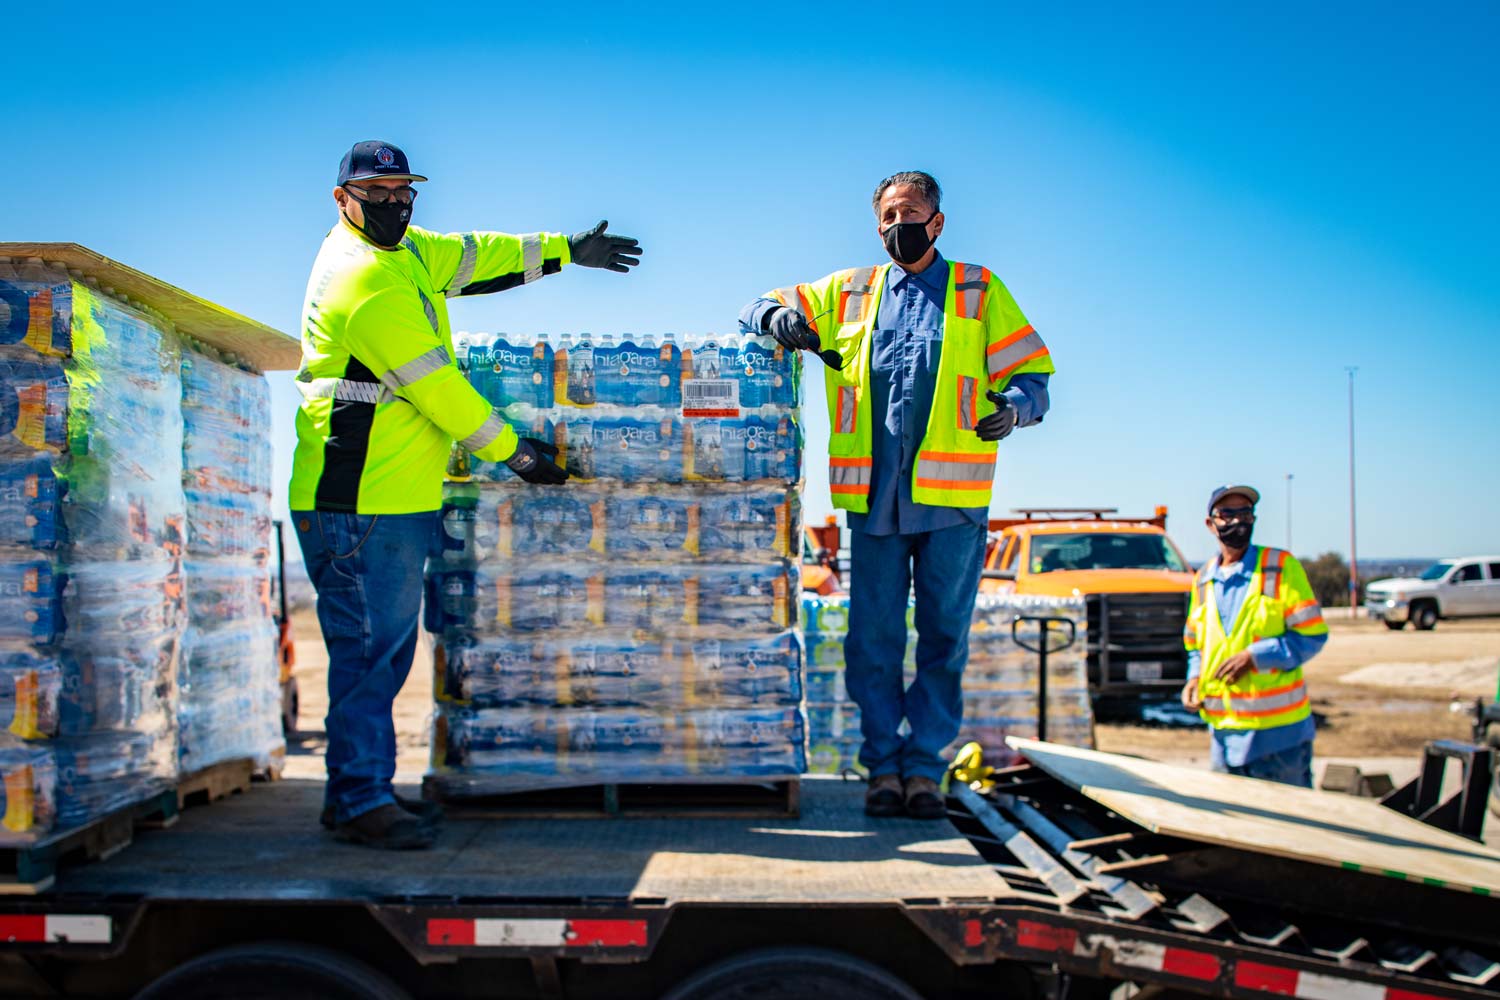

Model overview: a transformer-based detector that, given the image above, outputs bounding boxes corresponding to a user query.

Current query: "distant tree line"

[1302,551,1365,607]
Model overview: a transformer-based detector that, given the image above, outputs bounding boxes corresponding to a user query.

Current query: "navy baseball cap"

[336,141,428,186]
[1207,484,1260,514]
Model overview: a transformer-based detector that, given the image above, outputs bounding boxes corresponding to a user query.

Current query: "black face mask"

[1215,521,1254,550]
[344,198,412,248]
[881,213,937,266]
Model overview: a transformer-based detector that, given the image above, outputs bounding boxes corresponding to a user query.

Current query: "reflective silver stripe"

[956,263,987,319]
[914,456,994,483]
[828,463,872,488]
[419,291,439,334]
[835,387,856,434]
[840,267,877,323]
[295,377,396,404]
[986,330,1047,380]
[383,346,450,388]
[445,233,480,297]
[462,411,509,452]
[522,233,544,284]
[1260,550,1284,597]
[401,236,425,266]
[958,376,977,431]
[1285,603,1323,627]
[1202,681,1307,717]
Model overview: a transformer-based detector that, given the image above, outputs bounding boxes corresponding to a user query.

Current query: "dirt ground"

[283,609,1499,791]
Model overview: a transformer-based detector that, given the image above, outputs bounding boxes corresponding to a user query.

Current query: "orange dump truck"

[980,507,1194,699]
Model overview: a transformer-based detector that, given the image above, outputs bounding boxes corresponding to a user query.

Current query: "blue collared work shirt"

[741,252,1050,537]
[1186,544,1326,767]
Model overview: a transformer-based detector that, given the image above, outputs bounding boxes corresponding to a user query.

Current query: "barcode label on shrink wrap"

[682,380,740,418]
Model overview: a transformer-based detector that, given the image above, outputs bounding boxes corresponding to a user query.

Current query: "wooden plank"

[0,242,299,371]
[1008,737,1500,895]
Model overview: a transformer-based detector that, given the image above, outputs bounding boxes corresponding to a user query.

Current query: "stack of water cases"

[802,593,1093,775]
[426,332,808,794]
[178,344,282,776]
[0,259,182,842]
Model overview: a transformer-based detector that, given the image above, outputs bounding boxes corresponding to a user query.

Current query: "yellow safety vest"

[766,261,1053,512]
[289,221,571,514]
[1183,546,1327,730]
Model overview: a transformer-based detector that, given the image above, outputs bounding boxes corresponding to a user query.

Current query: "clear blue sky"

[9,4,1497,562]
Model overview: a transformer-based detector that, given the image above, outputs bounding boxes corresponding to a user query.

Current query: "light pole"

[1285,473,1294,553]
[1346,367,1359,617]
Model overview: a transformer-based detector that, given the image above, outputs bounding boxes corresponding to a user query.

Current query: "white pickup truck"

[1364,556,1500,629]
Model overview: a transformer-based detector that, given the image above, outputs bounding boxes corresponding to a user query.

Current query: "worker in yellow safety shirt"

[1182,485,1329,786]
[740,171,1054,819]
[289,141,642,849]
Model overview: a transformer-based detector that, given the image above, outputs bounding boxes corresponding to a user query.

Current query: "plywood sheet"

[1009,737,1500,895]
[0,242,299,371]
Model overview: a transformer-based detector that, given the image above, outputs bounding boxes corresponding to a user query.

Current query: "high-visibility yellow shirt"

[289,220,570,513]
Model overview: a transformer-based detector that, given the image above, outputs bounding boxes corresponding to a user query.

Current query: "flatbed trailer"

[2,743,1496,1000]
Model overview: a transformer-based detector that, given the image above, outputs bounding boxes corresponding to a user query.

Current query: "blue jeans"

[293,510,440,822]
[845,521,987,782]
[1213,739,1314,787]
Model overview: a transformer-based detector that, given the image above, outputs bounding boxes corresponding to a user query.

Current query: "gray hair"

[872,171,942,214]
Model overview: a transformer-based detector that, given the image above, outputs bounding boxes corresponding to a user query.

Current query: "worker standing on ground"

[740,171,1054,818]
[289,141,642,849]
[1182,485,1329,786]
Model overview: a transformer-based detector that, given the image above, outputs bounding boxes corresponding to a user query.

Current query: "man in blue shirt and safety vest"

[1182,484,1329,786]
[740,171,1054,817]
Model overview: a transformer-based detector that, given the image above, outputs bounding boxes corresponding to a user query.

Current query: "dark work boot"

[333,804,436,850]
[864,773,904,817]
[321,794,443,830]
[903,776,946,820]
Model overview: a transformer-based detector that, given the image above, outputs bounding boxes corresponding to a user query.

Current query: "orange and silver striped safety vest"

[765,261,1053,512]
[1184,546,1328,731]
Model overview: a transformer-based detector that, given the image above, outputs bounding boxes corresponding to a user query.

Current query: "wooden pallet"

[0,790,179,895]
[422,776,800,820]
[177,750,285,810]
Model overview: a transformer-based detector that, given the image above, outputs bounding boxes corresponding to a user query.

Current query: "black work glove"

[505,437,570,484]
[974,390,1018,442]
[567,220,642,272]
[764,307,846,370]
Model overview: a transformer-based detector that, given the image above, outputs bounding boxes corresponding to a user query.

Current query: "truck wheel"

[135,942,411,1000]
[662,947,922,1000]
[1383,619,1406,630]
[1411,602,1439,631]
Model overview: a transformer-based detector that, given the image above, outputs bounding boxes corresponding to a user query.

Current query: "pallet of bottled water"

[425,331,807,800]
[0,260,183,843]
[447,333,801,484]
[0,257,283,847]
[178,345,282,777]
[801,593,1093,776]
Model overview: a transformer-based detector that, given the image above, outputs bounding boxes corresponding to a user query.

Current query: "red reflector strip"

[427,919,476,946]
[1236,961,1301,994]
[0,915,110,945]
[0,916,45,943]
[1162,946,1220,981]
[425,918,647,949]
[567,919,648,948]
[964,919,983,948]
[1017,919,1078,953]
